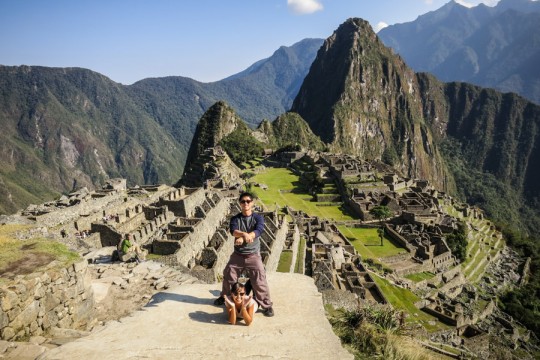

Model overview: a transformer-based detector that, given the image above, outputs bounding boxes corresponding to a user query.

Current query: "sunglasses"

[239,200,252,204]
[234,292,245,297]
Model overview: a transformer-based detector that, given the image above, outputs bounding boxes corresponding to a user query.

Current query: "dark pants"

[221,252,273,309]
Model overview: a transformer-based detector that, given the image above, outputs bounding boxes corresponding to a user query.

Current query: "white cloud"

[455,0,500,8]
[287,0,323,15]
[375,22,389,32]
[455,0,476,7]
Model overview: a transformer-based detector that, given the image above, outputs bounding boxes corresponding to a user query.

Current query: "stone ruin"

[286,209,388,309]
[2,151,538,358]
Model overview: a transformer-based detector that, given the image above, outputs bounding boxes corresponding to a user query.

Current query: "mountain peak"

[180,101,245,183]
[291,17,447,188]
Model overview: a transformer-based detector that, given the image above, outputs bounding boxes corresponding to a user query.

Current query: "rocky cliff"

[292,18,449,190]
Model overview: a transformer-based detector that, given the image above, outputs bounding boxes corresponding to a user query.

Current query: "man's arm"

[243,213,265,244]
[230,215,248,245]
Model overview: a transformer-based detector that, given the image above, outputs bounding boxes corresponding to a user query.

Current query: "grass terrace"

[252,168,356,221]
[277,251,293,272]
[371,274,450,332]
[337,226,408,260]
[0,225,80,283]
[295,236,306,274]
[405,271,436,282]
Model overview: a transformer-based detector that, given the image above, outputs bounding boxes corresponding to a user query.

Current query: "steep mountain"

[378,0,540,104]
[0,39,322,214]
[180,102,325,187]
[292,18,449,190]
[0,66,183,215]
[255,112,325,151]
[292,18,540,234]
[182,101,246,170]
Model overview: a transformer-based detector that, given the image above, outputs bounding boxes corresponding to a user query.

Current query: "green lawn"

[0,225,80,283]
[337,226,407,259]
[405,271,436,282]
[252,168,356,221]
[295,236,306,274]
[277,251,293,272]
[371,274,449,332]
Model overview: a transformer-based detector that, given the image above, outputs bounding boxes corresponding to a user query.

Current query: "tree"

[369,205,392,223]
[370,206,392,246]
[377,228,385,246]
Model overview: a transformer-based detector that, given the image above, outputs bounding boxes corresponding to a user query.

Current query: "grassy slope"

[252,167,355,221]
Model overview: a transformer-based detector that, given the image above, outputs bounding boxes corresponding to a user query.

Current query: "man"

[214,192,274,317]
[118,233,147,262]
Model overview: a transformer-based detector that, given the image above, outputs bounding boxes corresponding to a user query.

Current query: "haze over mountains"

[378,0,540,104]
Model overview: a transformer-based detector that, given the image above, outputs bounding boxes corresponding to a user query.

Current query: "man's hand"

[244,232,255,244]
[234,237,244,246]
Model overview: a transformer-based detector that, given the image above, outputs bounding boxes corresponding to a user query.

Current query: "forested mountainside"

[378,0,540,105]
[0,39,321,214]
[0,66,182,214]
[180,101,324,187]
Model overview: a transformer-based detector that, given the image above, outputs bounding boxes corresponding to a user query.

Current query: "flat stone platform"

[40,272,352,359]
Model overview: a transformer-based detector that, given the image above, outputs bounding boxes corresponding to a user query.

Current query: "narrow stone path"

[39,272,352,359]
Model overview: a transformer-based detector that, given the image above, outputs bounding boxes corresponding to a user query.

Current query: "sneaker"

[263,306,274,317]
[213,296,225,306]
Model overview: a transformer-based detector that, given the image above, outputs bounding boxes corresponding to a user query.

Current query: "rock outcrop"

[291,18,449,190]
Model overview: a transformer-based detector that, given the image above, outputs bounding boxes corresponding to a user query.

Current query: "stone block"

[33,284,45,300]
[40,272,51,284]
[42,309,59,329]
[0,290,18,312]
[1,327,15,340]
[4,343,46,359]
[10,301,40,332]
[43,292,61,312]
[61,285,78,300]
[57,316,72,328]
[73,260,88,274]
[7,306,21,322]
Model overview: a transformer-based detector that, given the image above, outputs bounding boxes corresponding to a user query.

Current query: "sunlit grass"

[337,226,407,259]
[252,168,356,221]
[370,274,449,333]
[405,272,436,282]
[277,251,292,272]
[0,224,80,280]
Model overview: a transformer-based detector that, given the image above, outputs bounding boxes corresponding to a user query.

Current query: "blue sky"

[0,0,499,84]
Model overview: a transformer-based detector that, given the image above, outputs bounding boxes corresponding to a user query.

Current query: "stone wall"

[0,260,95,341]
[91,223,123,248]
[37,193,124,229]
[263,215,289,273]
[174,193,230,267]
